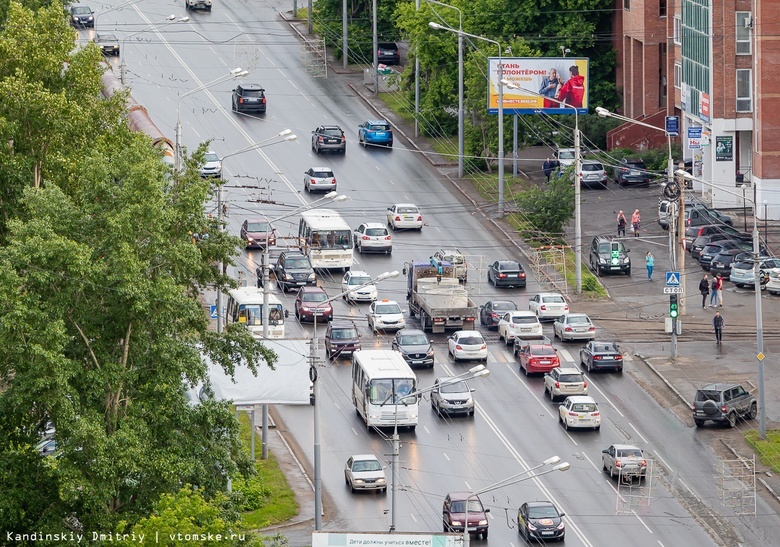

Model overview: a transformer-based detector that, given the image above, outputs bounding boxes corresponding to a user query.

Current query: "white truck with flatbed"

[404,260,477,333]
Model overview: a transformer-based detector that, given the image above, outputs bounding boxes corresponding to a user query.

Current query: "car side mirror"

[284,310,289,318]
[484,508,491,513]
[559,512,566,518]
[625,249,630,253]
[402,266,407,275]
[402,309,408,314]
[358,333,362,338]
[602,449,609,454]
[470,388,476,393]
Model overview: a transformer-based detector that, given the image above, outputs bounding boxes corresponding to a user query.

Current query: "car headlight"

[450,520,462,526]
[557,522,565,530]
[376,478,386,484]
[599,258,607,264]
[623,257,630,264]
[88,16,93,20]
[478,520,488,526]
[528,523,538,531]
[307,273,316,281]
[427,349,434,357]
[354,479,364,484]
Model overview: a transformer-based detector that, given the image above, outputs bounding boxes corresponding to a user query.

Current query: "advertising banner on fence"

[312,532,462,547]
[488,57,589,115]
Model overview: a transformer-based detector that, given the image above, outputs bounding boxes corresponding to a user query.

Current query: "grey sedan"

[553,313,596,342]
[344,454,387,493]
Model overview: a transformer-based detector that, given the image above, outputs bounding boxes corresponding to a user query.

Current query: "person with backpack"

[699,274,710,309]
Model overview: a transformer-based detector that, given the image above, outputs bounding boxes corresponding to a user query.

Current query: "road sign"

[665,271,681,286]
[210,305,218,319]
[665,116,680,137]
[687,127,702,150]
[664,286,684,294]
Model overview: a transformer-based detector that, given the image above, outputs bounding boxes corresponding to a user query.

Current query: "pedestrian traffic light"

[669,294,679,318]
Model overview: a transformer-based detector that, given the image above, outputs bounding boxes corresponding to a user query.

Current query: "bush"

[231,469,272,512]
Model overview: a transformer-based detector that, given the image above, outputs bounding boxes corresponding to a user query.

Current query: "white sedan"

[529,292,569,321]
[387,203,423,230]
[553,313,596,342]
[497,311,543,344]
[344,454,387,493]
[367,300,406,332]
[558,396,601,430]
[447,331,488,362]
[341,270,378,303]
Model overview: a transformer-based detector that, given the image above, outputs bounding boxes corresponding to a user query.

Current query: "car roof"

[567,313,591,319]
[330,320,357,328]
[435,376,468,385]
[281,252,306,258]
[309,166,333,171]
[399,329,426,337]
[300,286,326,293]
[498,260,520,266]
[375,299,400,306]
[611,443,641,450]
[350,454,380,461]
[367,119,389,124]
[348,270,371,276]
[581,159,603,165]
[239,83,265,90]
[320,124,343,130]
[455,330,482,337]
[556,367,582,375]
[565,395,596,403]
[537,292,565,298]
[506,310,536,317]
[700,383,741,391]
[393,202,418,207]
[360,222,386,229]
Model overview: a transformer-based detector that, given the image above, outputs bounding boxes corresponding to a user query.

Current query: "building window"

[736,69,752,112]
[674,63,682,89]
[660,0,667,17]
[674,16,682,45]
[624,0,630,10]
[736,12,752,55]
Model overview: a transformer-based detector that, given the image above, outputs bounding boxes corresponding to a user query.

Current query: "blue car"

[358,119,393,148]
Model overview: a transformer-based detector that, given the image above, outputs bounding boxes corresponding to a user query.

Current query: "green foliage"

[232,471,272,512]
[515,174,574,242]
[312,0,402,61]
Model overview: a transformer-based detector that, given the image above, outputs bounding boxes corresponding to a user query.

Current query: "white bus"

[298,209,354,270]
[351,350,419,429]
[226,287,287,339]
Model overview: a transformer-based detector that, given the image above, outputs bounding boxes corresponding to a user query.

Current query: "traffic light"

[669,294,679,318]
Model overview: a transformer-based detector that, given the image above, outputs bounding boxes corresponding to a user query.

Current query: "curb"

[634,352,691,406]
[720,439,780,505]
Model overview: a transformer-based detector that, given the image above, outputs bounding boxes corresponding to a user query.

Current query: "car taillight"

[616,461,622,467]
[417,216,422,221]
[480,344,487,350]
[239,98,244,104]
[568,411,578,416]
[362,236,370,240]
[593,356,602,360]
[592,411,600,416]
[641,460,647,467]
[615,355,623,360]
[455,345,463,350]
[330,178,336,184]
[498,273,507,278]
[341,136,346,142]
[385,235,391,240]
[565,327,572,331]
[318,136,324,143]
[491,313,499,318]
[540,305,547,310]
[309,178,316,184]
[519,273,526,278]
[721,405,728,413]
[555,381,560,388]
[395,216,401,221]
[564,305,569,311]
[588,327,595,331]
[261,97,266,104]
[583,381,587,388]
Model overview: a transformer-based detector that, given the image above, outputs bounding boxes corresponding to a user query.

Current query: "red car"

[517,342,560,375]
[240,218,276,249]
[294,287,333,323]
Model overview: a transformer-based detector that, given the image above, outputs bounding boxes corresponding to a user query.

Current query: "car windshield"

[568,316,590,324]
[246,222,269,232]
[696,390,722,402]
[349,276,372,286]
[238,304,261,326]
[532,346,556,356]
[582,163,602,172]
[559,374,583,382]
[365,228,387,236]
[597,344,617,353]
[243,89,264,97]
[543,295,565,303]
[458,336,484,345]
[617,449,643,458]
[528,505,560,519]
[204,152,220,162]
[323,128,342,136]
[493,302,515,311]
[511,316,537,324]
[369,378,415,404]
[440,380,469,394]
[399,334,428,345]
[398,207,419,214]
[284,258,310,269]
[311,170,334,178]
[370,124,390,131]
[330,328,357,340]
[451,500,484,513]
[311,229,352,249]
[572,403,597,412]
[558,150,575,160]
[98,34,117,41]
[73,6,91,14]
[375,304,401,314]
[302,292,327,303]
[352,459,382,472]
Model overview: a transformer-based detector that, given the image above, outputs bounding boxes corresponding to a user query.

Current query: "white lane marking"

[652,450,673,473]
[658,542,665,547]
[389,180,395,185]
[334,402,340,410]
[557,348,574,362]
[443,453,451,461]
[629,423,649,444]
[582,452,599,472]
[464,481,472,491]
[584,377,625,418]
[423,425,430,434]
[288,79,299,90]
[375,165,381,171]
[409,514,417,523]
[505,364,555,418]
[351,428,359,436]
[632,510,653,533]
[191,127,201,138]
[434,226,441,232]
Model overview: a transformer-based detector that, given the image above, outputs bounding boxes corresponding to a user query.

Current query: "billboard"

[311,532,462,547]
[488,57,589,115]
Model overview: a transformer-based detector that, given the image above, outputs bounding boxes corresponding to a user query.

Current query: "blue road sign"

[210,305,218,319]
[665,116,680,137]
[665,271,681,287]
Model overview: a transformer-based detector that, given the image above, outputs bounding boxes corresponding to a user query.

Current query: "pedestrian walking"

[712,311,725,343]
[699,274,710,309]
[709,276,718,307]
[617,210,627,237]
[645,251,654,281]
[716,274,724,307]
[631,209,641,237]
[543,158,553,182]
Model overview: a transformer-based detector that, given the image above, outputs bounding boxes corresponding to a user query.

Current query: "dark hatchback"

[377,42,400,65]
[517,501,566,542]
[685,224,749,251]
[324,320,361,359]
[311,125,346,154]
[487,260,527,288]
[699,240,752,270]
[478,300,517,328]
[391,329,434,368]
[710,249,749,278]
[69,4,94,27]
[690,233,744,260]
[613,158,650,186]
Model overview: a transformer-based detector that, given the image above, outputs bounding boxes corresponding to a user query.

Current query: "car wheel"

[626,267,631,276]
[231,101,237,112]
[558,412,563,423]
[350,481,356,493]
[595,425,601,431]
[747,402,758,420]
[735,283,744,288]
[482,530,488,539]
[694,419,705,427]
[498,330,503,342]
[357,243,363,254]
[727,412,737,428]
[610,465,615,478]
[295,308,300,320]
[563,420,569,431]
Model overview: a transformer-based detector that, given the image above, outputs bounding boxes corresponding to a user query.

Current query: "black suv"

[693,383,757,428]
[589,236,631,276]
[377,42,400,65]
[324,320,361,360]
[69,4,94,28]
[271,252,316,292]
[232,84,266,114]
[613,158,650,186]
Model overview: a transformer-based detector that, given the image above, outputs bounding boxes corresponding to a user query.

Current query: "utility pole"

[372,0,378,95]
[342,0,348,68]
[677,166,687,316]
[216,183,224,334]
[312,312,323,530]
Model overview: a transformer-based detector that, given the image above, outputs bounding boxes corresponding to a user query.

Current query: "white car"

[387,203,423,230]
[497,311,543,344]
[344,454,387,493]
[367,300,406,332]
[341,270,377,302]
[185,0,212,11]
[544,367,587,400]
[558,396,601,430]
[767,271,780,295]
[553,313,596,342]
[304,166,337,193]
[353,222,392,254]
[447,330,487,362]
[528,292,569,321]
[200,150,222,178]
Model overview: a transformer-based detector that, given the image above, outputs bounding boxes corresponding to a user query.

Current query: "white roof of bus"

[228,286,283,304]
[300,208,351,230]
[353,350,416,379]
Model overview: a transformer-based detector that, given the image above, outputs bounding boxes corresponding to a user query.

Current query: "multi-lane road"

[91,1,778,545]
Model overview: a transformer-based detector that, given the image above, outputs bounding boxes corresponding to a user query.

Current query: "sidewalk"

[262,9,780,544]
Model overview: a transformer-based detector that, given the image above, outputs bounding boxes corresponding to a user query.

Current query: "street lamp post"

[461,457,570,547]
[175,68,249,172]
[311,271,400,530]
[429,22,504,215]
[679,170,766,439]
[383,365,491,532]
[503,80,582,294]
[120,15,188,84]
[742,184,749,232]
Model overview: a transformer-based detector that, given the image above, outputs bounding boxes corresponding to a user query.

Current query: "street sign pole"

[666,274,681,360]
[671,317,677,359]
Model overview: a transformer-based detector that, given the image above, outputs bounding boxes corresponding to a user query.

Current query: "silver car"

[200,151,222,178]
[730,258,780,288]
[304,166,337,193]
[430,377,475,416]
[580,160,608,189]
[602,444,647,480]
[528,292,569,321]
[553,313,596,342]
[544,367,587,400]
[344,454,387,493]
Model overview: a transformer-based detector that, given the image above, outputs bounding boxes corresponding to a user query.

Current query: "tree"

[515,172,574,242]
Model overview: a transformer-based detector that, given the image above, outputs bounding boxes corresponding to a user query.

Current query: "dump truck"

[404,260,478,333]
